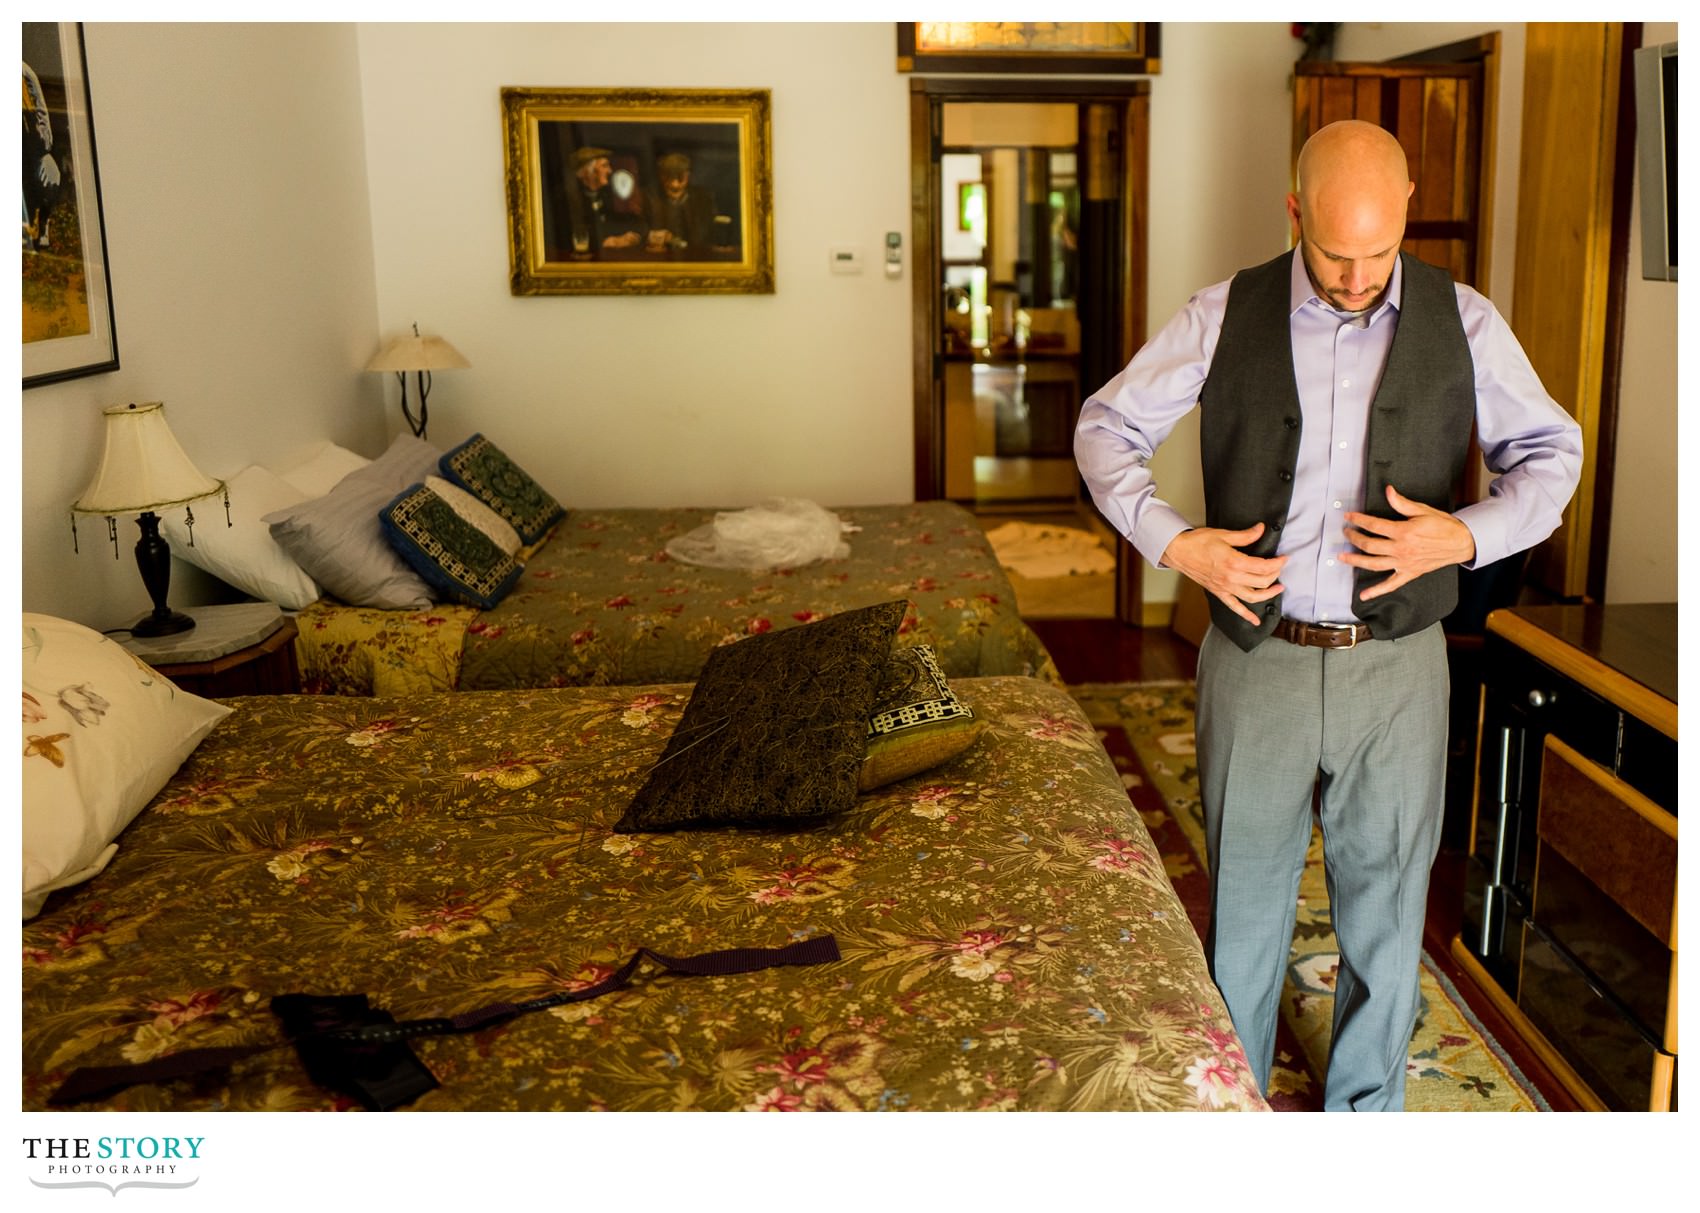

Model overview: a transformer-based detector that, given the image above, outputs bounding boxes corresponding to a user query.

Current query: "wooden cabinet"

[122,603,300,698]
[1454,603,1676,1110]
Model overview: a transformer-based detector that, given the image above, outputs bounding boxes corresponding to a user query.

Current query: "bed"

[290,501,1059,696]
[159,435,1055,696]
[22,612,1263,1113]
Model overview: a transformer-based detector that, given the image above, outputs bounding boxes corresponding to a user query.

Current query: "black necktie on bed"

[48,935,841,1110]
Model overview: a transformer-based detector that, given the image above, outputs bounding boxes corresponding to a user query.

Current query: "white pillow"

[273,441,372,499]
[21,613,232,918]
[159,465,323,609]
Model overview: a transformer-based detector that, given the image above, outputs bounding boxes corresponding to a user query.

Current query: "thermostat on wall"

[828,246,864,274]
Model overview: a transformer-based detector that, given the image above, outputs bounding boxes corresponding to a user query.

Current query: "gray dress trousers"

[1195,621,1448,1111]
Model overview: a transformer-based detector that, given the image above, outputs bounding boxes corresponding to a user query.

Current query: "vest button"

[1284,417,1299,429]
[1278,470,1293,482]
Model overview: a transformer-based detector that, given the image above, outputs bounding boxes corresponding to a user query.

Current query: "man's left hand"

[1340,485,1476,600]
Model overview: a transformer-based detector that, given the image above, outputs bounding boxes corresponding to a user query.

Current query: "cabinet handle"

[1527,689,1557,710]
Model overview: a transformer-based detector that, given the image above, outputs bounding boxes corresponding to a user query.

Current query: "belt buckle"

[1318,623,1357,649]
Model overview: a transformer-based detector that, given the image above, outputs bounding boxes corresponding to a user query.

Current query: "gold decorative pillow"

[859,644,985,792]
[614,600,907,833]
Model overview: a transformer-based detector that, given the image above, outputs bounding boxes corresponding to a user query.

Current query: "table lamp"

[365,323,469,441]
[71,401,229,637]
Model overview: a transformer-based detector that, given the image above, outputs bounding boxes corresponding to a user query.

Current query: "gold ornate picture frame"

[501,87,774,296]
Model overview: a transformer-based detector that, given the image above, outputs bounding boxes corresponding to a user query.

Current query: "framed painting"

[896,22,1161,76]
[23,21,119,388]
[501,87,774,295]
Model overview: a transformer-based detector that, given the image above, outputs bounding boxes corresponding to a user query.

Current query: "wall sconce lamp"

[71,401,230,637]
[365,323,470,441]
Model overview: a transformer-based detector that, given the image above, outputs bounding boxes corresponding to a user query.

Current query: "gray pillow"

[263,434,441,609]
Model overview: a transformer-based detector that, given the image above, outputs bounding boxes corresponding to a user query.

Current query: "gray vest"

[1199,251,1476,651]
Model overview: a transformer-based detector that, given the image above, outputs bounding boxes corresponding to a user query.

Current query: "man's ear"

[1285,193,1302,244]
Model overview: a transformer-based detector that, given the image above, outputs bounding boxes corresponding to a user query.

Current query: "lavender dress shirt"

[1075,251,1585,625]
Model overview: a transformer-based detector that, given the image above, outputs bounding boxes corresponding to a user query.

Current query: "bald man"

[1075,119,1582,1110]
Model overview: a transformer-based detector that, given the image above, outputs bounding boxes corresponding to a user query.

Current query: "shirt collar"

[1288,247,1404,324]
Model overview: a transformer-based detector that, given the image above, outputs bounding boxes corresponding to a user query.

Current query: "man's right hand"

[1161,523,1287,626]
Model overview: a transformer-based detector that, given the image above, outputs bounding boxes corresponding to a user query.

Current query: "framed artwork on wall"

[501,87,774,296]
[23,21,120,389]
[896,22,1162,76]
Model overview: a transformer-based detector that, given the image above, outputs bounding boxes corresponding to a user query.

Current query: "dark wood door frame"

[908,76,1150,622]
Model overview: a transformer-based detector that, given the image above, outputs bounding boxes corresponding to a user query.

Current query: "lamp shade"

[366,332,470,374]
[72,401,224,517]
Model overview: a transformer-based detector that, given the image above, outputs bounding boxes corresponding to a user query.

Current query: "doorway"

[938,118,1082,507]
[909,78,1149,621]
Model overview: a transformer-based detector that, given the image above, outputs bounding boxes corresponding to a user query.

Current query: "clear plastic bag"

[664,498,851,570]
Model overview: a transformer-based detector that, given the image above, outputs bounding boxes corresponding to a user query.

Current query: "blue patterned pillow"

[438,434,565,546]
[379,479,524,609]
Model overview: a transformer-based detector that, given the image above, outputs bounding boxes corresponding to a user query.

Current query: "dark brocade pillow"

[858,643,986,792]
[438,433,566,546]
[614,599,907,833]
[379,479,524,609]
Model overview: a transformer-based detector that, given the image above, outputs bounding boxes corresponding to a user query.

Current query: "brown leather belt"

[1272,618,1374,649]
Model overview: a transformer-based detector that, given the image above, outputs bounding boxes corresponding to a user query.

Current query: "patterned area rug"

[1069,681,1550,1112]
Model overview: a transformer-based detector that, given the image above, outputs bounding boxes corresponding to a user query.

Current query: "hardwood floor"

[1036,615,1581,1111]
[1029,617,1197,682]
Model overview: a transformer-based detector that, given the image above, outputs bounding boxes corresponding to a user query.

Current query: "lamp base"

[131,608,197,638]
[130,510,197,639]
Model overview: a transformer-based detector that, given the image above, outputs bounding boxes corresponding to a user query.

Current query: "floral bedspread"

[292,502,1059,694]
[22,676,1265,1112]
[293,602,479,696]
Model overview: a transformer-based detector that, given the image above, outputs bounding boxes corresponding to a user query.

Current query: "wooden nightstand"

[121,602,301,697]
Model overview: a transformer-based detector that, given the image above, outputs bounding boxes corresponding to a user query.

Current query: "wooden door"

[1294,49,1495,517]
[1297,29,1635,601]
[1293,58,1490,288]
[1511,23,1627,600]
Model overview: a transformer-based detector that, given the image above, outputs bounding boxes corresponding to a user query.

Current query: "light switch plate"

[829,246,864,274]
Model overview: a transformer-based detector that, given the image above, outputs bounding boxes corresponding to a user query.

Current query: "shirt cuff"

[1452,501,1505,571]
[1134,505,1195,571]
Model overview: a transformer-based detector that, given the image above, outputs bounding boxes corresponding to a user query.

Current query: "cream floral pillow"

[21,614,231,918]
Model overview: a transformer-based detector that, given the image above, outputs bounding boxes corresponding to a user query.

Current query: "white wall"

[20,23,386,630]
[355,22,915,511]
[1134,22,1300,607]
[353,22,1315,607]
[1604,20,1678,603]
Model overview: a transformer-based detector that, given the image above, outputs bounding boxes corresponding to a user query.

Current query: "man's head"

[1286,120,1414,313]
[657,152,691,201]
[574,146,613,190]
